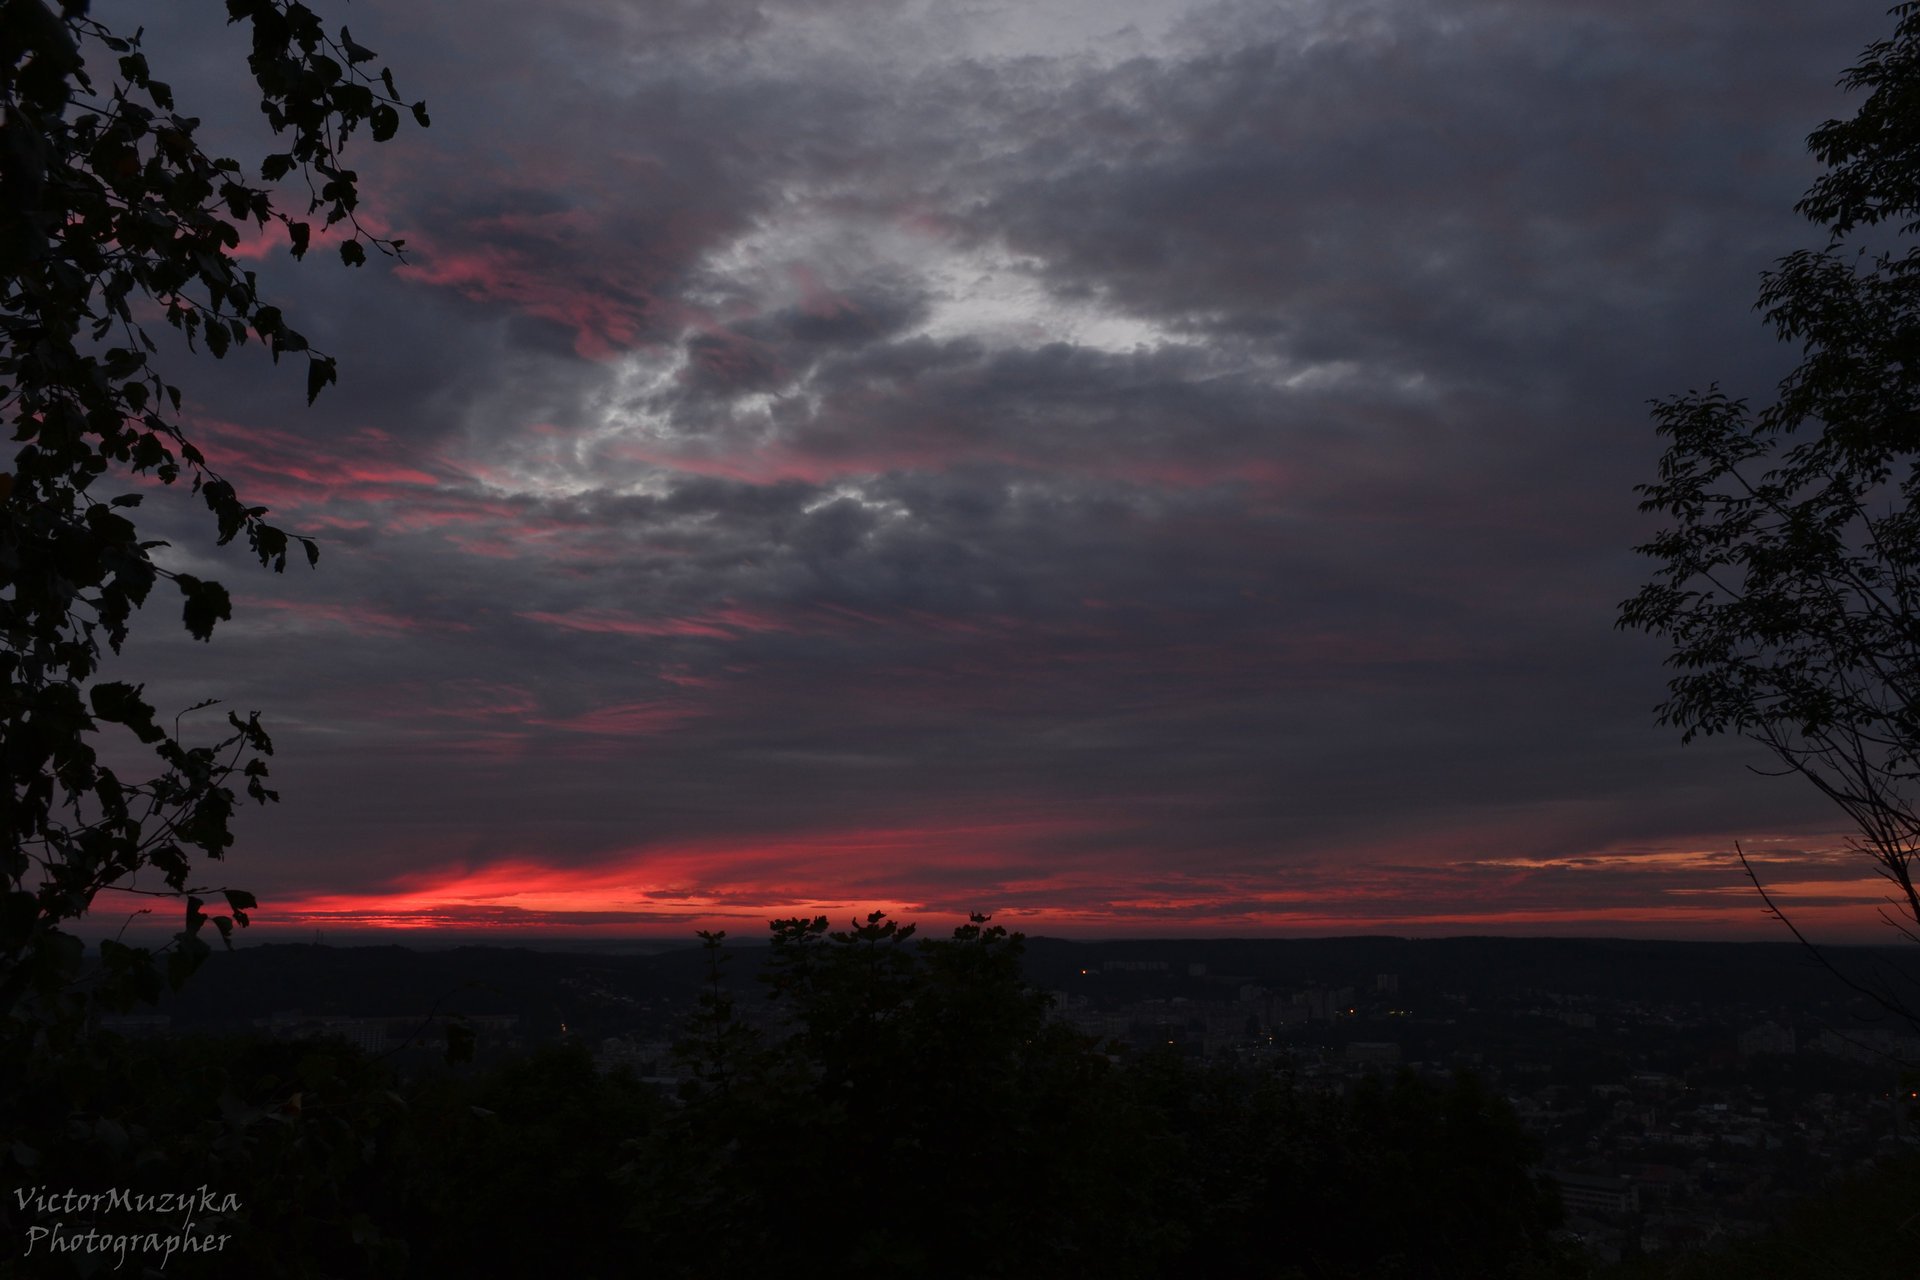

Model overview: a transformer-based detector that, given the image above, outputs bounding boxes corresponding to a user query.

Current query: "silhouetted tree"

[1,1,426,1028]
[633,913,1176,1277]
[0,1027,666,1277]
[392,1043,665,1277]
[1122,1051,1565,1279]
[1622,1,1920,1012]
[634,913,1567,1279]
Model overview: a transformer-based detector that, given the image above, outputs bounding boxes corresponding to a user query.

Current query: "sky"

[80,0,1919,944]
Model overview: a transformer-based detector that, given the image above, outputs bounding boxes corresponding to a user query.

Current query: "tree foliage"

[1621,1,1920,966]
[639,913,1160,1276]
[1,1029,665,1278]
[0,0,425,1028]
[635,913,1565,1279]
[0,913,1569,1277]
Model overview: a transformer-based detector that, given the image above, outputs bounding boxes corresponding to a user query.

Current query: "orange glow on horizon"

[222,828,1909,944]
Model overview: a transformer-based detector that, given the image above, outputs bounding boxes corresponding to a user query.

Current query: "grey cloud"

[84,0,1900,931]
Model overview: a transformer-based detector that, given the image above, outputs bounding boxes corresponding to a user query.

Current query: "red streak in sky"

[244,825,1905,943]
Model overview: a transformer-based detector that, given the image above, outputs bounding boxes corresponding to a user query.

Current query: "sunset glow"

[80,0,1908,951]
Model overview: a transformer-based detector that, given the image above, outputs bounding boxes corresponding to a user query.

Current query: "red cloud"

[399,242,653,359]
[188,418,447,512]
[388,185,742,359]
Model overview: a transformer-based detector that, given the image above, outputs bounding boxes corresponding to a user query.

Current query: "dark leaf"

[306,355,337,404]
[89,681,164,744]
[175,574,233,641]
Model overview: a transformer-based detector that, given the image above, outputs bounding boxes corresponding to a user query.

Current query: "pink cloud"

[526,700,702,736]
[251,598,473,636]
[603,432,1297,497]
[188,418,448,512]
[518,608,748,640]
[388,183,742,359]
[227,217,360,263]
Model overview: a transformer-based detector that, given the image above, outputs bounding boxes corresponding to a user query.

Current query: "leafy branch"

[2,0,426,1026]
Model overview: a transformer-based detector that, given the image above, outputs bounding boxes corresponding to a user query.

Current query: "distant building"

[1632,1164,1688,1205]
[1811,1028,1920,1066]
[1629,1070,1681,1095]
[1306,987,1356,1021]
[1550,1171,1639,1216]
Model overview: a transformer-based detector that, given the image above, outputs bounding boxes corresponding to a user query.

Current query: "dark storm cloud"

[87,0,1907,935]
[909,1,1866,408]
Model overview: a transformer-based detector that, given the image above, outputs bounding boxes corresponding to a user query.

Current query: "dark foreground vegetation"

[1603,1155,1920,1280]
[0,916,1579,1278]
[11,917,1920,1274]
[7,915,1915,1279]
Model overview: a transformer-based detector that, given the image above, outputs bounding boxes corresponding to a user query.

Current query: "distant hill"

[118,933,1920,1042]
